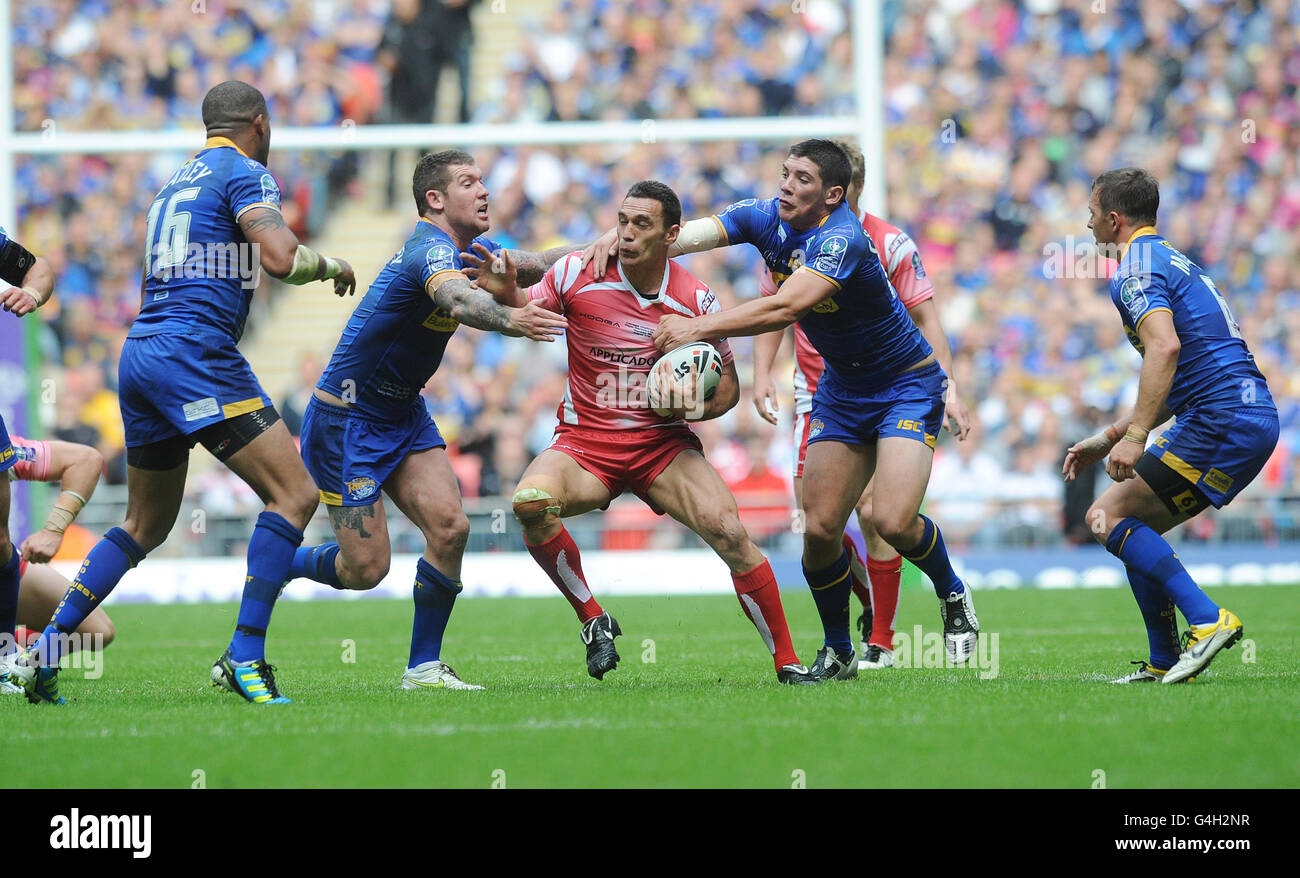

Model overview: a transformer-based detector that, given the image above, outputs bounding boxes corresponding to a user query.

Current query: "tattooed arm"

[507,245,578,286]
[427,273,567,341]
[238,206,356,294]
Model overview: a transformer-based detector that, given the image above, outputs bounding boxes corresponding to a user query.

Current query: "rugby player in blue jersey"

[285,150,567,691]
[593,139,979,680]
[1065,168,1278,684]
[0,225,55,694]
[11,81,357,704]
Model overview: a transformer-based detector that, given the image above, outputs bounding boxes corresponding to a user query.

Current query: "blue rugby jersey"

[712,197,932,389]
[316,219,501,420]
[132,137,282,342]
[1111,227,1273,414]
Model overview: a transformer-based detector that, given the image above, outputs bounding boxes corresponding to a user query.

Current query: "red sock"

[867,554,903,651]
[843,534,872,611]
[526,527,603,623]
[732,559,800,670]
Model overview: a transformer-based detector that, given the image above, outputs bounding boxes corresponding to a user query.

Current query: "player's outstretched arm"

[460,242,527,307]
[0,234,55,316]
[654,268,833,352]
[907,297,972,440]
[20,440,104,564]
[581,217,727,277]
[428,273,566,341]
[507,245,577,286]
[238,207,356,296]
[460,243,576,288]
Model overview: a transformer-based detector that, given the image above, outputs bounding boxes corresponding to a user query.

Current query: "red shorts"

[793,412,812,479]
[549,424,703,515]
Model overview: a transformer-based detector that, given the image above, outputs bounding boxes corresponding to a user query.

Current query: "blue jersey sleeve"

[712,198,777,247]
[803,226,871,290]
[1113,264,1172,332]
[420,239,462,290]
[227,158,283,221]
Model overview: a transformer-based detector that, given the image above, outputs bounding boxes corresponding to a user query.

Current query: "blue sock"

[288,543,344,589]
[38,527,145,666]
[409,558,462,668]
[228,511,304,663]
[0,546,19,655]
[803,548,853,655]
[899,515,963,598]
[1105,517,1218,626]
[1126,566,1181,670]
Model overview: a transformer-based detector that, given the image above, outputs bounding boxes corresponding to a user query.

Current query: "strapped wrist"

[1122,424,1150,445]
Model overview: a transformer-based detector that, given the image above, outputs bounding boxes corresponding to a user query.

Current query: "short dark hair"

[832,139,866,194]
[788,139,852,205]
[201,80,269,132]
[413,149,477,216]
[1092,167,1160,227]
[624,180,681,229]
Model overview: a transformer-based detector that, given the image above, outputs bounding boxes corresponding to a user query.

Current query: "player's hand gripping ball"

[649,342,724,418]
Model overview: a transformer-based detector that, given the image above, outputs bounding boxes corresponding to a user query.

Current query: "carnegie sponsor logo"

[588,346,657,366]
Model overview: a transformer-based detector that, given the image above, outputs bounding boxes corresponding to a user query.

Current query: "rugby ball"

[650,342,724,416]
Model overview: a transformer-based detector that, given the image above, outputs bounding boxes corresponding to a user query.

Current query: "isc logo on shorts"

[183,398,221,421]
[896,419,923,432]
[345,476,378,501]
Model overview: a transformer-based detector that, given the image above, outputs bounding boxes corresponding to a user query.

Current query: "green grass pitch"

[5,585,1298,788]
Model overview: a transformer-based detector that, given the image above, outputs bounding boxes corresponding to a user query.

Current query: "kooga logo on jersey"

[588,346,656,366]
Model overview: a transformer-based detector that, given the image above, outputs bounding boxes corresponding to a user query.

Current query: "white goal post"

[0,0,884,232]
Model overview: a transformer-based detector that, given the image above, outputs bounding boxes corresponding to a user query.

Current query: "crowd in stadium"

[8,0,1299,550]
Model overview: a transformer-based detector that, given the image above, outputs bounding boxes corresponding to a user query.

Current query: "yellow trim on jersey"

[319,491,344,506]
[709,215,729,245]
[1159,449,1203,486]
[234,201,282,220]
[810,568,850,591]
[1133,306,1173,333]
[1120,225,1158,261]
[425,268,466,292]
[799,266,843,291]
[1117,527,1132,555]
[202,136,249,158]
[222,397,265,419]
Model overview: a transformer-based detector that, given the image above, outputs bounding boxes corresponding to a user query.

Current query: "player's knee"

[512,486,562,529]
[1084,500,1113,545]
[703,514,750,562]
[802,507,841,545]
[425,505,470,555]
[121,518,168,554]
[339,554,390,590]
[855,494,874,520]
[284,483,319,530]
[873,512,918,549]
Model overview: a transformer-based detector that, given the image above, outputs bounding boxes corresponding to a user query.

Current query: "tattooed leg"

[325,501,393,590]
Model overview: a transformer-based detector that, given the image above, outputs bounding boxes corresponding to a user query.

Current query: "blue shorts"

[1145,406,1280,508]
[0,413,15,473]
[118,331,272,447]
[807,362,947,450]
[300,397,446,506]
